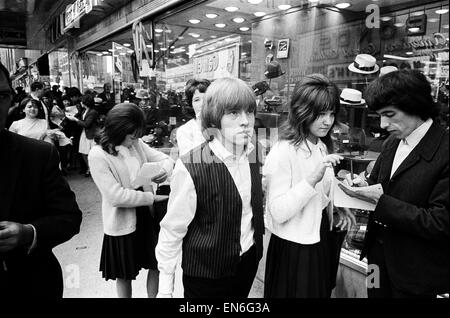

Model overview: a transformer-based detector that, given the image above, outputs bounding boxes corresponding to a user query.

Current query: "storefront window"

[48,49,77,90]
[81,0,448,161]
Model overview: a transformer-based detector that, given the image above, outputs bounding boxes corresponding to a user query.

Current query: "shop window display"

[80,0,448,238]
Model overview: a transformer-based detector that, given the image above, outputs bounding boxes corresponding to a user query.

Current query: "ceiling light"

[336,3,351,9]
[394,22,405,27]
[436,8,449,14]
[428,18,439,23]
[412,11,424,16]
[96,53,103,56]
[210,35,217,38]
[160,48,167,51]
[205,13,218,18]
[240,27,250,31]
[233,17,245,23]
[119,52,126,56]
[165,29,172,33]
[123,43,131,47]
[189,33,200,38]
[198,39,204,42]
[215,23,226,28]
[443,24,449,29]
[254,12,266,17]
[208,47,215,51]
[170,46,175,49]
[155,28,163,33]
[408,27,420,32]
[108,49,114,52]
[102,51,109,54]
[308,0,319,3]
[248,40,252,43]
[189,19,201,24]
[380,16,392,21]
[278,4,292,10]
[157,42,163,45]
[178,36,184,40]
[154,49,160,53]
[224,7,239,12]
[406,51,414,55]
[248,0,263,4]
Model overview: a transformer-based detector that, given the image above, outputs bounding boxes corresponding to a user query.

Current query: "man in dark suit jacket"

[0,62,82,298]
[346,70,449,298]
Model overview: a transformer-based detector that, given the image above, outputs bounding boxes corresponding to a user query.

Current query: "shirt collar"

[404,118,433,148]
[209,137,255,162]
[298,138,327,155]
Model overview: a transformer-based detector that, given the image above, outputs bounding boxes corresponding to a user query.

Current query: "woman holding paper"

[88,103,174,298]
[263,74,355,298]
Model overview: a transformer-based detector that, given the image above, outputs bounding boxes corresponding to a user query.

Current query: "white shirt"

[156,138,255,295]
[31,94,49,126]
[176,119,206,156]
[263,139,334,245]
[390,119,433,178]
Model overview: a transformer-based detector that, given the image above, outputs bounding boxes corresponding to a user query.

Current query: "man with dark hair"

[0,61,82,298]
[346,70,449,298]
[30,81,49,124]
[97,82,115,115]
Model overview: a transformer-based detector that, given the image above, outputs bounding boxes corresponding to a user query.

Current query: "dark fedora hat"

[264,61,285,79]
[252,81,270,96]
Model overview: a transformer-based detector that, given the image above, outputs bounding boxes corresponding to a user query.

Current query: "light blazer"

[362,122,449,295]
[0,130,82,298]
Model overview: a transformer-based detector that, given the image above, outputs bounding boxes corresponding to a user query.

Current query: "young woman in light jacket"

[263,74,355,298]
[88,103,174,298]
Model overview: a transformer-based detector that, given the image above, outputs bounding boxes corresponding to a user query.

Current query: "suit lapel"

[0,131,23,220]
[379,138,399,183]
[391,122,444,180]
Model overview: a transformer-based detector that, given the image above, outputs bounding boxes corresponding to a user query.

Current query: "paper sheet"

[333,178,376,211]
[132,162,162,188]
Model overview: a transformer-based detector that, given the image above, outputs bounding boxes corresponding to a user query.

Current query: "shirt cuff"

[27,224,37,254]
[158,272,175,295]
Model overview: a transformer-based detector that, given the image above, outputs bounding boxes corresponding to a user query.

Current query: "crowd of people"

[0,59,448,299]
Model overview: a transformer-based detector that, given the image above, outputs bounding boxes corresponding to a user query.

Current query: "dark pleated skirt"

[264,210,342,298]
[99,206,159,281]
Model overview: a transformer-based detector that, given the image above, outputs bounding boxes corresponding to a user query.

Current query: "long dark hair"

[95,103,146,155]
[280,73,340,154]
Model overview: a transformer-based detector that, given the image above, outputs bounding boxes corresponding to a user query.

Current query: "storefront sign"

[277,39,289,59]
[193,44,239,79]
[64,0,94,30]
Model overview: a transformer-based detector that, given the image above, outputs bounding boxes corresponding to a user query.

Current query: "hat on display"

[340,88,366,106]
[252,81,270,96]
[379,65,398,77]
[135,89,150,99]
[264,61,286,79]
[348,54,379,74]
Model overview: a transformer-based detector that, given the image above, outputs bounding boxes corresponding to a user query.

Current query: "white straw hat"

[348,54,379,74]
[340,88,366,106]
[379,65,398,77]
